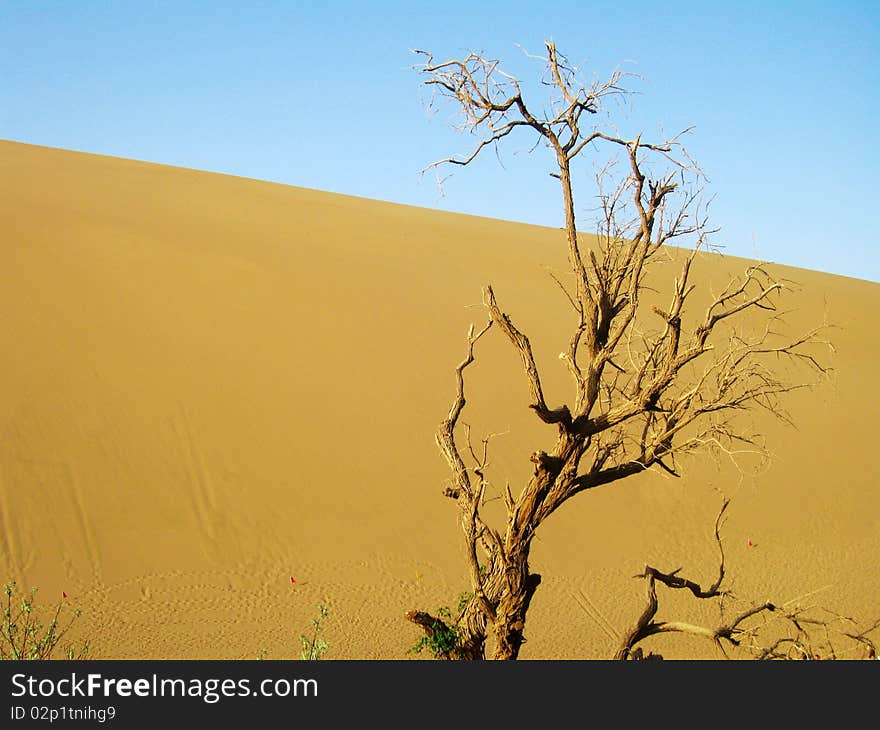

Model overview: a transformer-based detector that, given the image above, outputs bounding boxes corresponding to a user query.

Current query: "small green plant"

[300,604,329,660]
[410,606,460,659]
[409,592,472,660]
[1,582,89,660]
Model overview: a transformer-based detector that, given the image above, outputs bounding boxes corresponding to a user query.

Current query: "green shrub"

[300,604,329,660]
[409,592,472,660]
[1,582,89,660]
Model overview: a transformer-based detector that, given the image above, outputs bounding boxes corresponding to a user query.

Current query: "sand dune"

[1,139,877,659]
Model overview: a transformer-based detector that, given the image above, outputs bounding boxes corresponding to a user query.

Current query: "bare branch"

[435,320,493,502]
[483,286,573,429]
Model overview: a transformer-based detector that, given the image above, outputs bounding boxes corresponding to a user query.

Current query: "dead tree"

[614,499,778,659]
[614,501,880,660]
[407,42,830,660]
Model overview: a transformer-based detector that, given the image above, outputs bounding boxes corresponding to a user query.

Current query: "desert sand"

[0,139,877,659]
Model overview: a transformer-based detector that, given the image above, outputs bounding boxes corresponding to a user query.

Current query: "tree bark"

[491,565,541,660]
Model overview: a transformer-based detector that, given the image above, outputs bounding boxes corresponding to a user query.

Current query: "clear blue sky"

[2,1,877,281]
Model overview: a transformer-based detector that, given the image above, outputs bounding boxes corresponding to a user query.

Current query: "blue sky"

[1,1,877,281]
